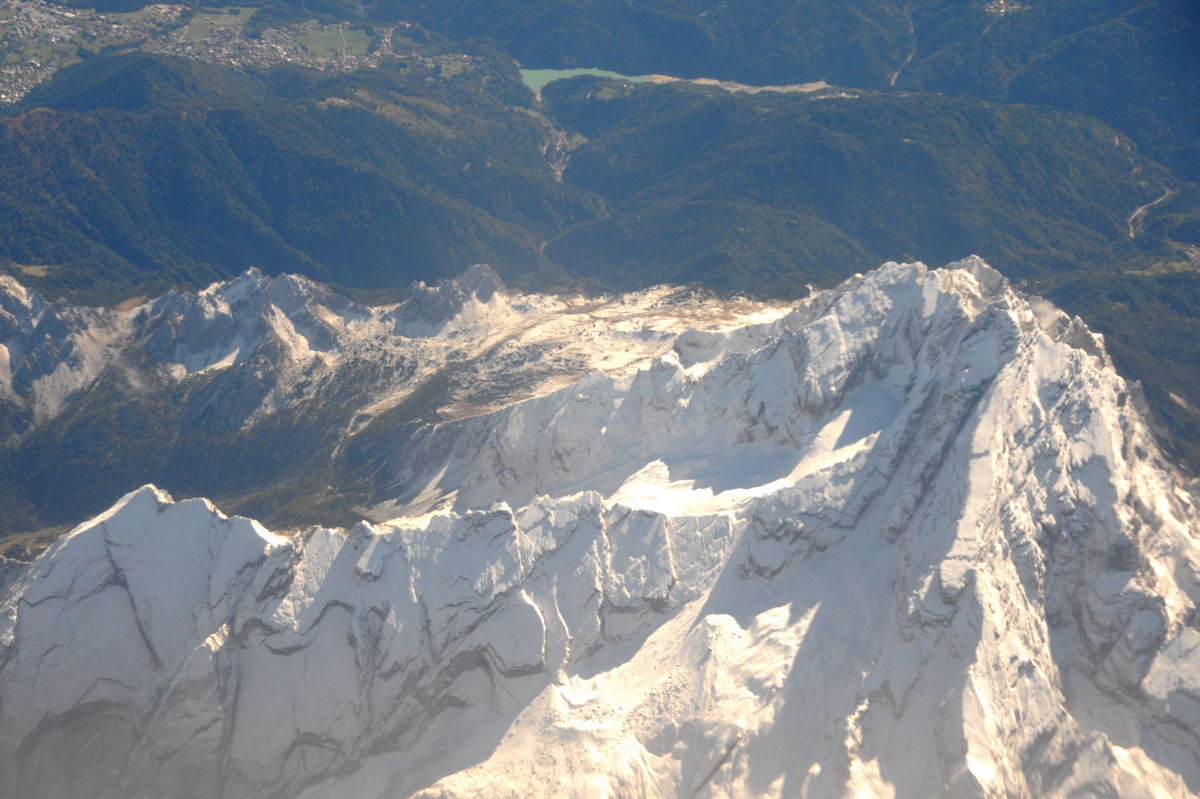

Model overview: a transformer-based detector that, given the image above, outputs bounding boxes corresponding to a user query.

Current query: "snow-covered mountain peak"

[2,257,1200,791]
[391,256,1118,521]
[383,263,518,340]
[141,267,364,372]
[2,258,1199,799]
[393,262,506,329]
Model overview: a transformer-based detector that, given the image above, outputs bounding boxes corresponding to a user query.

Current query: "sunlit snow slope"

[2,258,1199,799]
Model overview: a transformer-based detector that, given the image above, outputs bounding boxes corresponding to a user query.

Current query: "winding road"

[1128,186,1176,239]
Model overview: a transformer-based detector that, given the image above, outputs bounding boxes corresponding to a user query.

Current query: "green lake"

[520,67,655,92]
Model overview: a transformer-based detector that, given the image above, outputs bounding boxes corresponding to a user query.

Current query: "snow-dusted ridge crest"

[0,262,779,429]
[0,262,796,529]
[3,258,1200,799]
[0,263,533,423]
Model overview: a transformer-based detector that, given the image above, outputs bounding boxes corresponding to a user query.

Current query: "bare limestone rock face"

[1,259,1198,798]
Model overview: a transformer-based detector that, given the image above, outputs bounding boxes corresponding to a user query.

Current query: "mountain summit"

[1,258,1198,798]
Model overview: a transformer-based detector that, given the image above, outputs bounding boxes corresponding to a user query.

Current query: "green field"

[108,7,180,25]
[299,23,372,59]
[183,7,252,42]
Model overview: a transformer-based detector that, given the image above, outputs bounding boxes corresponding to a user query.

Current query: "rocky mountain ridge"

[0,262,791,529]
[1,258,1198,797]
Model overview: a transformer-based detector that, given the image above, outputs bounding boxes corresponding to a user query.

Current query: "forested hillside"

[0,50,593,300]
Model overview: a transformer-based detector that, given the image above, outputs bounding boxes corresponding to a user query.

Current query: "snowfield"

[1,258,1199,798]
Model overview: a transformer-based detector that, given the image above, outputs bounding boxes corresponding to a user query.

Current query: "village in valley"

[0,0,479,103]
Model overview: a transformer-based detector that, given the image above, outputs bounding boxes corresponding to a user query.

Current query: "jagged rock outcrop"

[1,259,1198,798]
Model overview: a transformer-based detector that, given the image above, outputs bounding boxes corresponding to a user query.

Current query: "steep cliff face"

[1,259,1198,798]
